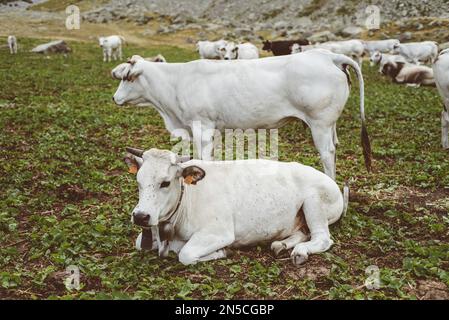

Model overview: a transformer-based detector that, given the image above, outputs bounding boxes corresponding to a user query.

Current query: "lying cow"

[262,39,310,56]
[432,49,449,149]
[381,60,435,87]
[370,51,406,73]
[393,41,438,65]
[99,35,125,62]
[145,54,166,63]
[218,42,259,60]
[196,40,227,59]
[7,35,17,54]
[363,39,400,56]
[112,51,372,180]
[124,147,349,265]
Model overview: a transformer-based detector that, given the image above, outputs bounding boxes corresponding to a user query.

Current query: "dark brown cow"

[262,39,310,56]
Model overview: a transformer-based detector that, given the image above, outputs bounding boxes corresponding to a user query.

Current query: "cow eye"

[160,181,171,188]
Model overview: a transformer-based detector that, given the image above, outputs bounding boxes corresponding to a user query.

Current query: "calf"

[196,40,227,59]
[370,51,406,73]
[7,35,17,54]
[218,42,259,60]
[381,60,435,87]
[432,49,449,149]
[393,41,439,65]
[125,147,349,266]
[112,51,372,180]
[99,35,125,62]
[363,39,400,55]
[262,39,310,56]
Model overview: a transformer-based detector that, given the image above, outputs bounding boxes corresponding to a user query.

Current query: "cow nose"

[224,57,229,60]
[133,212,150,227]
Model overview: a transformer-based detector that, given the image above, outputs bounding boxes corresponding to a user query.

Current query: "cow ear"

[181,166,205,185]
[124,153,143,174]
[125,65,143,82]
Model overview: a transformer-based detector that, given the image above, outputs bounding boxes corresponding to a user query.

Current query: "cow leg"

[332,124,339,146]
[118,45,123,60]
[310,124,336,180]
[442,109,449,149]
[271,231,309,257]
[178,232,234,265]
[198,249,227,262]
[290,196,333,265]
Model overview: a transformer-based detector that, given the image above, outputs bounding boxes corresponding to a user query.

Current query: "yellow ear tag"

[184,176,194,185]
[128,164,138,174]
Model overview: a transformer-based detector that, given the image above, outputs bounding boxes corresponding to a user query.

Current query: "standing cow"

[196,40,227,59]
[124,147,349,266]
[363,39,400,56]
[433,49,449,149]
[7,35,17,54]
[393,41,439,65]
[111,50,371,180]
[218,42,259,60]
[262,39,310,56]
[99,35,125,62]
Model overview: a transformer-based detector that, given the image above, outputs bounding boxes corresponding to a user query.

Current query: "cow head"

[262,40,272,51]
[370,51,382,66]
[392,43,400,54]
[111,55,150,106]
[98,37,106,48]
[218,42,238,60]
[124,148,205,227]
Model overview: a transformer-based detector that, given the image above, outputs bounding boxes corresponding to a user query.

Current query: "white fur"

[7,35,17,54]
[130,148,347,266]
[218,42,259,60]
[363,39,400,55]
[393,41,439,65]
[433,49,449,149]
[196,40,227,59]
[370,51,406,72]
[99,35,125,62]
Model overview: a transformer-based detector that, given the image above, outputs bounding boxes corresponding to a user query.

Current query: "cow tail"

[342,182,349,217]
[331,53,372,173]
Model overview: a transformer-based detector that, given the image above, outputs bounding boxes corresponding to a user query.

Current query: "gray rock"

[307,30,337,43]
[341,25,363,37]
[399,31,413,41]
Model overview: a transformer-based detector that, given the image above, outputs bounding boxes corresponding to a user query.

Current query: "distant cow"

[99,35,125,62]
[393,41,439,65]
[381,60,435,87]
[363,39,400,55]
[196,40,227,59]
[218,42,259,60]
[370,51,406,73]
[432,49,449,149]
[145,54,167,63]
[7,35,17,54]
[125,147,349,266]
[262,39,310,56]
[298,40,365,67]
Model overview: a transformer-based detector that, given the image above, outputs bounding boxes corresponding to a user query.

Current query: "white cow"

[99,35,125,62]
[218,42,259,60]
[112,50,372,180]
[381,60,435,87]
[298,40,365,67]
[393,41,439,65]
[7,35,17,54]
[370,51,406,73]
[432,49,449,149]
[363,39,400,55]
[196,40,227,59]
[124,147,349,266]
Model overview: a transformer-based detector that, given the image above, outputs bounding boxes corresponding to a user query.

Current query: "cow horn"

[126,147,144,157]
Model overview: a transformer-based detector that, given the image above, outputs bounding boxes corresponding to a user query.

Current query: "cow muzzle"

[133,212,150,227]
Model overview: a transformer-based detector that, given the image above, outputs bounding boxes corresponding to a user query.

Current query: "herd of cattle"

[5,33,449,266]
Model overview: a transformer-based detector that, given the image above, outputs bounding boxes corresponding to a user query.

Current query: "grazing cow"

[317,40,365,67]
[262,39,310,56]
[363,39,400,55]
[145,54,167,63]
[124,147,349,266]
[370,51,406,73]
[99,35,125,62]
[381,60,435,87]
[432,49,449,149]
[218,42,259,60]
[392,41,439,64]
[7,35,17,54]
[111,50,372,180]
[196,40,227,59]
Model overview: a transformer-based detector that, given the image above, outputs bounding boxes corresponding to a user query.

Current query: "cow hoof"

[271,241,286,257]
[291,254,308,266]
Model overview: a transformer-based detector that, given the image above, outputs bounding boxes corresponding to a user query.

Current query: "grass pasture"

[0,38,448,300]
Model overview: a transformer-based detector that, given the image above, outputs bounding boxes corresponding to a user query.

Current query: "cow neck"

[159,179,185,226]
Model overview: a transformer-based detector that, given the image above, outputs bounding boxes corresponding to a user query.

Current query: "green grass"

[0,38,448,300]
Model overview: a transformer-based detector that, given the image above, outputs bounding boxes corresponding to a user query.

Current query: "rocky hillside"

[81,0,449,42]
